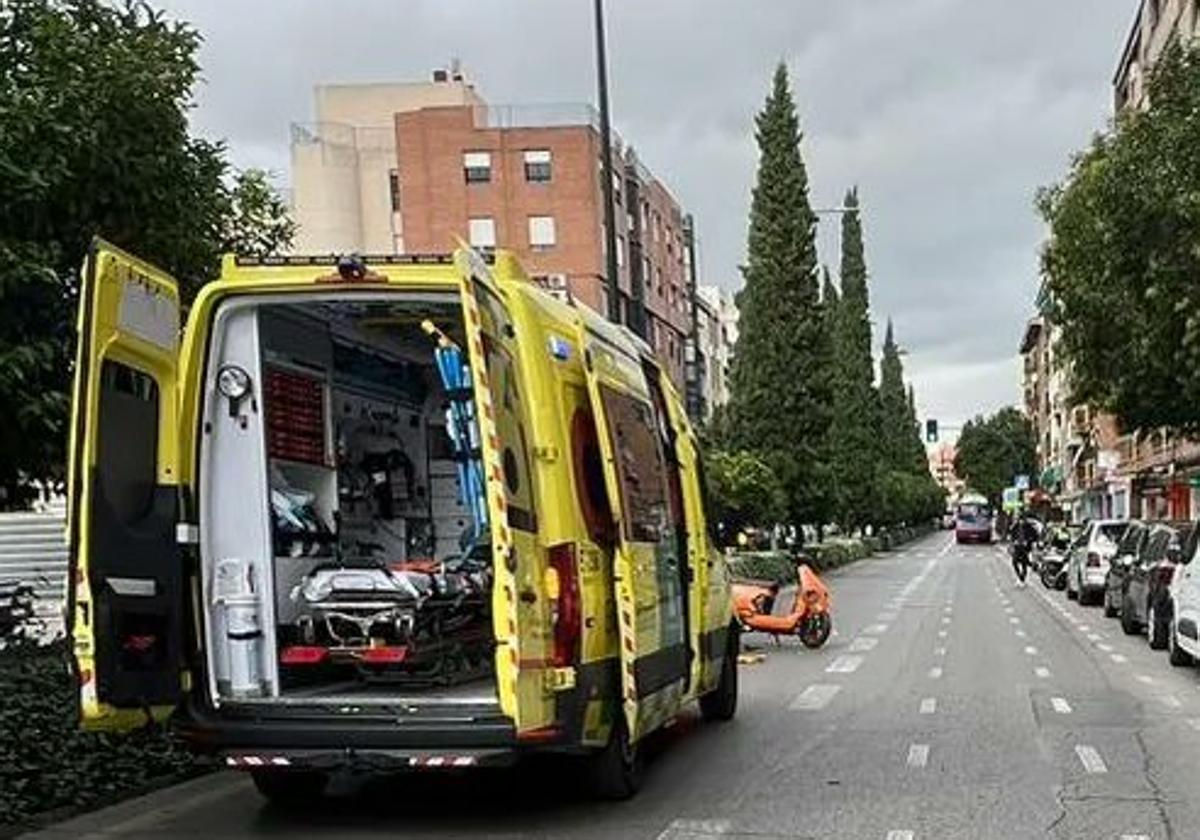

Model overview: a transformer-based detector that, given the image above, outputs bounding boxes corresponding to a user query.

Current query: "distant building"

[689,285,738,423]
[290,64,485,255]
[1114,0,1200,111]
[928,443,964,502]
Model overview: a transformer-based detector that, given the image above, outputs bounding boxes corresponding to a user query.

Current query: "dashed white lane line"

[849,637,879,653]
[1078,624,1091,632]
[940,616,951,625]
[1111,653,1128,664]
[1051,697,1073,714]
[1161,695,1183,709]
[1004,606,1015,614]
[1136,675,1154,684]
[906,744,930,768]
[1087,633,1103,642]
[1120,834,1150,840]
[862,624,889,635]
[789,684,842,710]
[1024,646,1039,655]
[1188,718,1200,731]
[1015,629,1027,638]
[1075,744,1108,774]
[1035,667,1051,678]
[920,697,937,715]
[1097,643,1114,653]
[656,818,732,839]
[887,830,916,840]
[1009,617,1021,624]
[937,629,948,638]
[928,666,943,679]
[826,655,864,674]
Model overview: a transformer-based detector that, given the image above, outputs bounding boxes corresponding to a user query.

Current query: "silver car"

[1066,519,1129,606]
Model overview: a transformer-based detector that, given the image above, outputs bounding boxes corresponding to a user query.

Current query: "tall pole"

[594,0,621,324]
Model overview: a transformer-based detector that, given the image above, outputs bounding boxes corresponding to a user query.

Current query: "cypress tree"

[727,63,827,531]
[877,319,910,473]
[829,188,878,531]
[906,384,929,475]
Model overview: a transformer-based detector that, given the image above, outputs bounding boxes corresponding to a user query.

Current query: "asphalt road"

[27,532,1200,839]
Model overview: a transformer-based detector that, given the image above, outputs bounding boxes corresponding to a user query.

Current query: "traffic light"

[925,418,938,443]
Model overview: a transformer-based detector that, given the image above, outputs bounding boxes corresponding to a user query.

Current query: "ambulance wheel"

[587,713,643,800]
[699,624,739,722]
[250,769,328,805]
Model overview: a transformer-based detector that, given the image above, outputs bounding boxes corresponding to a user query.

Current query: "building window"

[528,215,556,250]
[468,217,496,248]
[463,151,492,184]
[616,236,626,268]
[388,169,401,212]
[524,149,552,183]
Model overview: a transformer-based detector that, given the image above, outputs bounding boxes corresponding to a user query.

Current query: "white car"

[1167,528,1200,666]
[1066,519,1128,606]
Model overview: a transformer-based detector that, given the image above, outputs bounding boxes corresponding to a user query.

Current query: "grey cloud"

[157,0,1133,425]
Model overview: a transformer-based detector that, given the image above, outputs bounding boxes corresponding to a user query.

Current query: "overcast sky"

[158,0,1135,434]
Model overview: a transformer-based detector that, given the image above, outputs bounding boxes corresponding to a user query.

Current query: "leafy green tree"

[0,1,295,505]
[954,408,1037,507]
[726,63,829,532]
[1039,43,1200,434]
[703,449,786,547]
[224,168,297,258]
[828,188,878,531]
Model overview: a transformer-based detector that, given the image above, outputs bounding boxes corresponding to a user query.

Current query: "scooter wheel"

[1041,567,1056,589]
[799,613,832,649]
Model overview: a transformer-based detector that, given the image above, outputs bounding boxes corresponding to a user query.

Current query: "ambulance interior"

[199,295,499,706]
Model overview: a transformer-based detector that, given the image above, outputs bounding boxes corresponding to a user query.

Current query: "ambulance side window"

[598,387,669,544]
[96,360,160,524]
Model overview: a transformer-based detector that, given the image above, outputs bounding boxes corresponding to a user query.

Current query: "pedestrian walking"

[1009,514,1039,586]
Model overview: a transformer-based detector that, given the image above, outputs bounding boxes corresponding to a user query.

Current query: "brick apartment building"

[394,102,691,386]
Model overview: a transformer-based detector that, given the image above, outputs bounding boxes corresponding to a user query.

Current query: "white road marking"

[1050,697,1072,714]
[928,666,943,679]
[1187,718,1200,731]
[1097,643,1114,652]
[1075,744,1108,774]
[1120,834,1150,840]
[849,637,879,653]
[1078,624,1091,632]
[920,697,937,715]
[1015,629,1027,638]
[789,684,842,711]
[934,646,947,656]
[1136,675,1154,684]
[1024,646,1038,655]
[1161,695,1183,709]
[940,616,951,625]
[1087,633,1102,642]
[1035,666,1051,678]
[1009,617,1020,624]
[887,830,916,840]
[656,818,732,839]
[1004,606,1015,614]
[1111,654,1128,664]
[862,624,889,635]
[826,655,864,674]
[906,744,930,768]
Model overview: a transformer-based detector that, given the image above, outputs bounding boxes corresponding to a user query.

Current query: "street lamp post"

[594,0,621,325]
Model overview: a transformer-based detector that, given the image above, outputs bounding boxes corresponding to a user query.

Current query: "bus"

[954,493,994,544]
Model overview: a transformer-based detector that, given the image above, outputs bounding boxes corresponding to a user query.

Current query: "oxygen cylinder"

[213,558,263,697]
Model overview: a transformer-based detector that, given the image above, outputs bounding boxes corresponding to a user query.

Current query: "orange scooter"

[731,560,832,648]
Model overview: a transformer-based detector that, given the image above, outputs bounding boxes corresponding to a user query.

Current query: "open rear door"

[577,319,689,741]
[66,238,184,731]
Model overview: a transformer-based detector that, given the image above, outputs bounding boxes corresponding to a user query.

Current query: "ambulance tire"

[587,713,643,800]
[699,624,739,722]
[250,769,329,805]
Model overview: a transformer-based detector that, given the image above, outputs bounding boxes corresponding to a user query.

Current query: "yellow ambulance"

[66,239,737,801]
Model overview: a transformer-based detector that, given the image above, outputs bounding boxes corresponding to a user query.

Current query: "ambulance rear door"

[66,238,184,731]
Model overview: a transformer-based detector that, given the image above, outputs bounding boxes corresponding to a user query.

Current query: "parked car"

[1102,520,1148,618]
[1167,527,1200,667]
[1117,522,1194,648]
[1066,519,1128,606]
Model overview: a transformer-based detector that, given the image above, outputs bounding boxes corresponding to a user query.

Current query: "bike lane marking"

[1075,744,1108,774]
[789,684,842,711]
[826,655,864,674]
